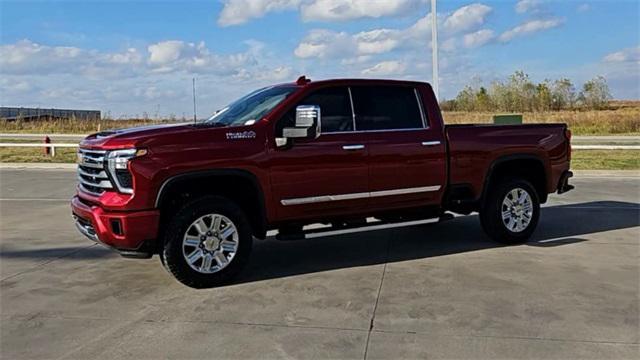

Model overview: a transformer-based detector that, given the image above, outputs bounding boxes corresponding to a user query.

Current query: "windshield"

[205,85,298,127]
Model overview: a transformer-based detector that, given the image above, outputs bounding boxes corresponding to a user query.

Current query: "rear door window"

[351,86,424,131]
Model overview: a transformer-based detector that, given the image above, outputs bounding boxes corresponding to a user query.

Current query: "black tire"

[160,196,252,288]
[480,177,540,244]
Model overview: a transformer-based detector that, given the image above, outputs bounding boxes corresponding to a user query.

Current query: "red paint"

[71,78,571,253]
[43,136,51,155]
[71,196,159,250]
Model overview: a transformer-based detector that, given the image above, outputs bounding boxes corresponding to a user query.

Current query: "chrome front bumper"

[72,214,99,242]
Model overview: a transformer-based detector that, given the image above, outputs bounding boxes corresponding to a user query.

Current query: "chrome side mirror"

[280,105,321,143]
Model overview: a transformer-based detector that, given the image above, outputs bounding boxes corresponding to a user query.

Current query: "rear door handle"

[421,141,441,147]
[342,144,365,151]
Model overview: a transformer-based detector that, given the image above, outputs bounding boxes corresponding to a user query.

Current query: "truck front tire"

[480,178,540,244]
[160,196,252,288]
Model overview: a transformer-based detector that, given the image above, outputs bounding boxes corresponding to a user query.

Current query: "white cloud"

[603,47,640,63]
[294,29,354,58]
[499,18,564,42]
[9,80,32,93]
[293,27,406,59]
[300,0,425,22]
[577,3,591,13]
[362,60,407,76]
[107,48,143,65]
[515,0,542,14]
[596,49,640,99]
[0,40,85,74]
[146,40,259,75]
[463,29,495,48]
[405,11,434,38]
[0,39,146,79]
[443,3,492,33]
[295,4,495,61]
[148,40,187,65]
[340,55,373,65]
[132,86,178,101]
[0,38,300,116]
[355,29,403,55]
[260,66,296,81]
[218,0,427,26]
[441,38,457,52]
[218,0,300,26]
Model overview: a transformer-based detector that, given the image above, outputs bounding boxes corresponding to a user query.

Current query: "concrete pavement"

[0,169,638,359]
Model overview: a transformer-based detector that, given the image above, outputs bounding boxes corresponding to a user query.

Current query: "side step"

[275,213,455,241]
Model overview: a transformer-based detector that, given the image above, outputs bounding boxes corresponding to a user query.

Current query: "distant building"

[0,107,101,121]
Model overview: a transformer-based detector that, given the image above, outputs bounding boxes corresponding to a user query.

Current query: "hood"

[80,122,196,148]
[90,122,192,139]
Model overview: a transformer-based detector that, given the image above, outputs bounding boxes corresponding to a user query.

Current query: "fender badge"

[226,131,257,140]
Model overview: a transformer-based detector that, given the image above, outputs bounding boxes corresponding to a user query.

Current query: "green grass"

[0,146,77,163]
[571,150,640,170]
[443,106,640,136]
[1,147,637,170]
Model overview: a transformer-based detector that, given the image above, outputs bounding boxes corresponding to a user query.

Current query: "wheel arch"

[155,169,268,239]
[481,154,549,206]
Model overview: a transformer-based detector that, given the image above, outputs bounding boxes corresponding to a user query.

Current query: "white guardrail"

[1,141,639,158]
[0,143,79,157]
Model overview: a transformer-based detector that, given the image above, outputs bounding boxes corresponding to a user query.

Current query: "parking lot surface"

[1,169,638,359]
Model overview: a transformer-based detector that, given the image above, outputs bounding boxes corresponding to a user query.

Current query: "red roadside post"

[43,136,51,156]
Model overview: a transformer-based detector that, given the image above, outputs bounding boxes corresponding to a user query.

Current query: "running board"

[275,213,455,241]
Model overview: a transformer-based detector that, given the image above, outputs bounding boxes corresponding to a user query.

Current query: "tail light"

[565,128,572,161]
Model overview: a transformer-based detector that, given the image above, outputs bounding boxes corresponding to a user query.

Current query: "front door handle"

[343,144,365,151]
[421,141,441,147]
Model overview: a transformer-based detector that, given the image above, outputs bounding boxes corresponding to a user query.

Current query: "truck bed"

[445,123,570,202]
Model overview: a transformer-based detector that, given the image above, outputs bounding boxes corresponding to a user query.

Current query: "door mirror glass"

[282,105,322,140]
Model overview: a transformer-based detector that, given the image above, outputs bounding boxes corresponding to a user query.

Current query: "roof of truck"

[284,75,432,88]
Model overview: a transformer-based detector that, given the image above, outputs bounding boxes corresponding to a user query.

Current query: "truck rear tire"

[160,196,252,288]
[480,177,540,244]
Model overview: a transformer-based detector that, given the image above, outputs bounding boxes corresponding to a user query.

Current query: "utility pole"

[192,78,197,124]
[431,0,439,100]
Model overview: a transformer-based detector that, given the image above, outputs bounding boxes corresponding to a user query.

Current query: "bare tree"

[551,78,577,110]
[445,72,610,112]
[580,76,611,110]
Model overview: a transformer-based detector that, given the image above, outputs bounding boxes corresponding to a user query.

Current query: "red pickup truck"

[72,77,573,288]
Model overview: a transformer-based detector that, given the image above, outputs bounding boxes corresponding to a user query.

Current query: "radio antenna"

[192,77,197,124]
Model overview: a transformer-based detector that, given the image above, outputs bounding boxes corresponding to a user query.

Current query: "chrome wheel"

[501,187,534,233]
[182,213,239,274]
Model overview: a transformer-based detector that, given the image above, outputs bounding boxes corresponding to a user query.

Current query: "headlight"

[106,148,147,194]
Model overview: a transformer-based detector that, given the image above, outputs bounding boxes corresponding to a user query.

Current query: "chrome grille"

[77,148,113,196]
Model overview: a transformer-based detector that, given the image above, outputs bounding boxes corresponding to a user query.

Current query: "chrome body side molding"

[281,185,442,206]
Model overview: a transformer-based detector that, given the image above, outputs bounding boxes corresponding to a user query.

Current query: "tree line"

[441,71,612,112]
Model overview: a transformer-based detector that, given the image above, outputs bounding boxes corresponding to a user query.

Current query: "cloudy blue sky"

[1,0,638,118]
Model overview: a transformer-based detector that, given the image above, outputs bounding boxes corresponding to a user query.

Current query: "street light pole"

[431,0,439,100]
